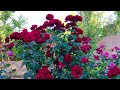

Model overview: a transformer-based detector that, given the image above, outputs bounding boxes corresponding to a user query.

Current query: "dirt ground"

[2,61,27,79]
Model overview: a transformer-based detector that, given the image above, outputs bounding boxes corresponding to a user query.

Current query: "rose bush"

[5,14,93,79]
[5,14,120,79]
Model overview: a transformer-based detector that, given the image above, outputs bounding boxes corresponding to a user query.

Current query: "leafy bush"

[5,14,120,79]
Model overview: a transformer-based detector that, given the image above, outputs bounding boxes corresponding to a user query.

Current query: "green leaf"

[52,35,58,42]
[4,63,11,68]
[52,46,58,53]
[24,71,35,79]
[58,56,64,62]
[30,61,37,70]
[29,49,33,54]
[71,35,77,40]
[24,73,29,79]
[47,60,53,65]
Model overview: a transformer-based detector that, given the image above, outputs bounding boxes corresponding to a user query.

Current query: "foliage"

[0,11,27,42]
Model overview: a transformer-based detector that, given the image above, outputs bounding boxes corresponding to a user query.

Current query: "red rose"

[82,36,91,44]
[76,37,82,43]
[65,23,71,29]
[35,66,53,79]
[10,32,20,40]
[46,50,53,57]
[80,44,91,53]
[36,26,44,30]
[5,36,9,43]
[23,32,35,43]
[94,55,99,60]
[55,19,62,26]
[65,15,83,22]
[65,15,73,22]
[48,19,55,26]
[43,33,50,40]
[75,15,83,22]
[36,38,45,44]
[74,27,83,35]
[22,29,28,32]
[64,54,72,63]
[43,21,49,29]
[81,57,89,63]
[54,60,65,69]
[107,65,120,78]
[8,42,14,49]
[46,14,54,20]
[71,65,83,78]
[30,24,37,30]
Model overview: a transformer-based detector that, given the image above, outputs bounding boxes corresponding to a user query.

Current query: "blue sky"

[12,11,116,31]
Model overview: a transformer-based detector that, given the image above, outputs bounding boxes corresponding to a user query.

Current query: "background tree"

[0,11,27,42]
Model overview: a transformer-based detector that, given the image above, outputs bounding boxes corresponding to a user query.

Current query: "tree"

[0,11,27,41]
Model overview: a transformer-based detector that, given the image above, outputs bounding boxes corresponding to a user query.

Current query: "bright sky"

[12,11,117,31]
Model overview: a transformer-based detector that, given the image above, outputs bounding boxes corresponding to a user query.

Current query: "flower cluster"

[71,65,83,78]
[35,66,53,79]
[107,62,120,78]
[94,43,119,60]
[6,28,51,44]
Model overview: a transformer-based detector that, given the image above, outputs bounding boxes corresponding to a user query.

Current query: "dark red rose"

[54,60,65,69]
[46,50,53,57]
[76,37,82,43]
[107,65,120,78]
[65,23,71,29]
[22,29,28,33]
[10,32,20,40]
[96,47,103,54]
[81,57,89,63]
[48,19,55,26]
[55,19,62,26]
[43,33,50,40]
[94,55,99,60]
[82,36,91,44]
[64,54,72,63]
[65,15,73,22]
[35,66,53,79]
[75,15,83,22]
[46,14,54,20]
[80,44,91,53]
[71,65,83,78]
[41,29,46,33]
[5,36,9,43]
[8,42,14,49]
[43,21,49,28]
[36,26,44,30]
[30,24,37,30]
[74,27,83,35]
[65,15,83,22]
[23,32,35,43]
[36,38,45,44]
